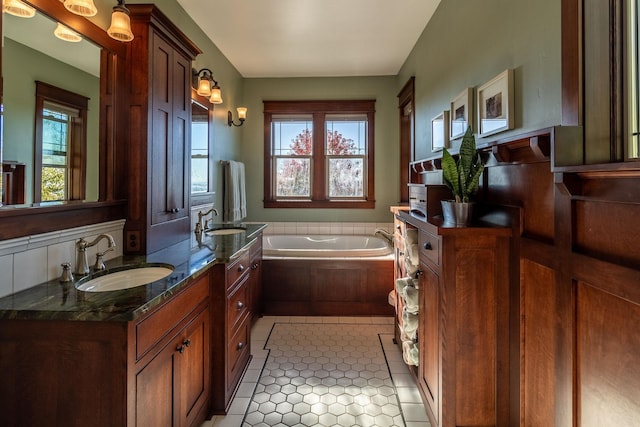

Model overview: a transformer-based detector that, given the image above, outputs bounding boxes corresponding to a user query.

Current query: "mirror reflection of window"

[34,81,88,203]
[191,101,209,194]
[627,0,640,159]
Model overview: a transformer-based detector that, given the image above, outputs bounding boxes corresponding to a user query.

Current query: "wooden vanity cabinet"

[122,4,202,255]
[248,232,263,320]
[209,241,257,414]
[0,273,211,427]
[398,212,511,427]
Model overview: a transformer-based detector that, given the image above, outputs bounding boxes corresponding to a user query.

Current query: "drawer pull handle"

[237,342,244,350]
[238,264,244,272]
[424,242,432,250]
[237,301,244,309]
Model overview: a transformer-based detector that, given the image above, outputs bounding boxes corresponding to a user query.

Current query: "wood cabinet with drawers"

[0,272,211,427]
[397,211,511,427]
[209,237,260,414]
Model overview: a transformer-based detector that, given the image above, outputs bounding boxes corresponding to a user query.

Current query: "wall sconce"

[54,22,82,42]
[62,0,98,17]
[107,0,134,42]
[228,107,247,127]
[193,68,223,104]
[3,0,36,17]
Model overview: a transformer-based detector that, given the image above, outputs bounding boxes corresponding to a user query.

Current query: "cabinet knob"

[237,301,244,310]
[396,224,401,230]
[237,342,244,350]
[167,208,179,214]
[251,263,258,270]
[183,339,191,348]
[238,264,244,272]
[177,344,185,354]
[423,242,432,250]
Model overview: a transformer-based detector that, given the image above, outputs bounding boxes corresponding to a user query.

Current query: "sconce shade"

[54,23,82,42]
[108,5,134,42]
[237,107,248,120]
[3,0,36,17]
[228,107,247,126]
[209,86,223,104]
[197,77,212,97]
[63,0,98,17]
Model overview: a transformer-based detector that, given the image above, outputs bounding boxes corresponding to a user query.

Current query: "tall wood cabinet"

[122,4,202,254]
[397,211,511,427]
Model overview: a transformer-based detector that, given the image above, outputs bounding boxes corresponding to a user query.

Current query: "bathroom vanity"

[0,224,266,427]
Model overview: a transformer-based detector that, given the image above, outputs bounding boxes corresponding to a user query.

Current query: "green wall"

[3,39,100,204]
[241,76,400,223]
[398,0,562,160]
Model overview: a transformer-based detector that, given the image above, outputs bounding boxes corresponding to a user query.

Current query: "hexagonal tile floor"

[243,321,406,427]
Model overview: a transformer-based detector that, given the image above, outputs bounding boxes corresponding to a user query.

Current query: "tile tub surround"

[204,316,430,427]
[0,220,126,298]
[262,222,394,237]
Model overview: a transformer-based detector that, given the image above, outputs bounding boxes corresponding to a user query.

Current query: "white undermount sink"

[206,228,246,236]
[75,265,174,292]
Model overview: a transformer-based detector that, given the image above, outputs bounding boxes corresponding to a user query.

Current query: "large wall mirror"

[0,0,127,239]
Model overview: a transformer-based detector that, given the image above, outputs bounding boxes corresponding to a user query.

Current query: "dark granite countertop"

[0,223,267,322]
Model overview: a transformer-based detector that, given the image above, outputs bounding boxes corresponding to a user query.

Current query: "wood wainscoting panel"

[521,258,557,427]
[577,281,640,427]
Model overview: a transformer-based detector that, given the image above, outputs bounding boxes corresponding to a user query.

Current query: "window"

[264,100,375,208]
[34,81,88,203]
[190,92,215,206]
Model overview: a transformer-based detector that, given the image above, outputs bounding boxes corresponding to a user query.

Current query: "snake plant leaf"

[458,127,476,179]
[441,148,459,201]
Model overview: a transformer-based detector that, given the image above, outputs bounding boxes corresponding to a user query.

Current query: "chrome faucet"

[194,208,218,243]
[374,228,394,245]
[75,234,116,275]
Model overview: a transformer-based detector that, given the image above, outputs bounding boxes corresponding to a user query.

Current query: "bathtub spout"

[375,229,394,245]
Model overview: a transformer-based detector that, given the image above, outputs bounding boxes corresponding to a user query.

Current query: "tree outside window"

[264,100,375,209]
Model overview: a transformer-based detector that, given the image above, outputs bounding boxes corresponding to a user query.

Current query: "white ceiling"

[177,0,441,78]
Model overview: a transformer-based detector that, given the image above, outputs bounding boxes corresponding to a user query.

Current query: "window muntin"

[264,100,375,209]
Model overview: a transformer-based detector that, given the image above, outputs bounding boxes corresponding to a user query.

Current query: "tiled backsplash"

[0,219,125,298]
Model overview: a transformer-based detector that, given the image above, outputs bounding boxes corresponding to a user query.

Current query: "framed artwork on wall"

[431,111,449,151]
[450,88,473,140]
[477,69,514,137]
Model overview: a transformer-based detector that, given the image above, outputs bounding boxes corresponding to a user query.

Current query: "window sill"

[264,200,375,209]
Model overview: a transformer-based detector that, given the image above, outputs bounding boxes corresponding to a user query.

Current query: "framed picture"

[450,88,473,140]
[477,69,514,137]
[431,111,449,151]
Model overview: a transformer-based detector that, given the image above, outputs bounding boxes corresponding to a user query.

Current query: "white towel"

[406,242,419,266]
[402,285,419,314]
[223,160,247,222]
[401,309,418,340]
[402,340,419,366]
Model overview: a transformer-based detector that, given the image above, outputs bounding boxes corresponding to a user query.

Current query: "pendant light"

[3,0,36,17]
[107,0,134,42]
[62,0,97,17]
[54,22,82,42]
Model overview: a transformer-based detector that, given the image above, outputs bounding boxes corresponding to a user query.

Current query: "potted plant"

[440,127,485,226]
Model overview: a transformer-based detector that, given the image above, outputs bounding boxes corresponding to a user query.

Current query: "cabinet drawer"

[227,318,251,391]
[136,274,209,360]
[227,275,250,332]
[226,250,250,290]
[419,230,440,267]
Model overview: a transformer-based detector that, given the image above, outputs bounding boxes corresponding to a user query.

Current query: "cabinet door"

[150,32,190,225]
[418,262,440,424]
[135,336,177,427]
[179,306,210,427]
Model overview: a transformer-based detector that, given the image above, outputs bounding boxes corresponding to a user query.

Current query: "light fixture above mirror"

[56,0,134,42]
[193,68,223,104]
[3,0,36,17]
[62,0,97,17]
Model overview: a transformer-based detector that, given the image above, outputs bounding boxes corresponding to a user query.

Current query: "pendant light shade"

[3,0,36,17]
[107,1,134,42]
[63,0,98,17]
[54,23,82,42]
[209,85,223,104]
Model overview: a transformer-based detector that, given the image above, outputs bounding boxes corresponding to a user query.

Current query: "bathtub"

[261,234,394,316]
[263,234,394,258]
